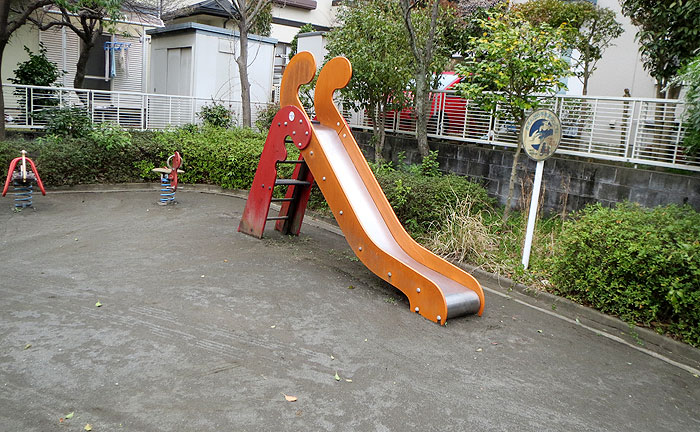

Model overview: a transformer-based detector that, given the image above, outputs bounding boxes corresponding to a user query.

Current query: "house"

[1,7,161,93]
[162,0,339,91]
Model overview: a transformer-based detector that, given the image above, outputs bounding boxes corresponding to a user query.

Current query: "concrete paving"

[1,189,699,431]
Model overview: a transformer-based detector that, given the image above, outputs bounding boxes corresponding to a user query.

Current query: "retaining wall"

[353,130,700,214]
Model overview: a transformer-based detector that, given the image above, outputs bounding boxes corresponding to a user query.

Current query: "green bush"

[255,103,280,132]
[43,107,93,138]
[374,168,495,234]
[197,102,235,129]
[550,202,700,346]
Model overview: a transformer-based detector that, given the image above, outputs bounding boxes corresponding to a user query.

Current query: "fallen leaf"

[200,275,205,278]
[24,344,31,350]
[84,424,92,431]
[693,374,699,378]
[95,301,102,307]
[345,379,352,383]
[66,412,74,419]
[270,325,276,329]
[330,355,335,360]
[334,371,340,381]
[537,330,543,333]
[491,342,499,345]
[59,418,64,423]
[476,348,483,352]
[282,393,297,402]
[224,259,228,263]
[348,285,354,290]
[364,339,367,342]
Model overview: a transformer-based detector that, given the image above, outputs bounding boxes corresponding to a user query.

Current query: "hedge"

[550,202,700,346]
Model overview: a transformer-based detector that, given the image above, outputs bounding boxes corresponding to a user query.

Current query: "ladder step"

[276,160,305,164]
[275,179,311,186]
[271,197,295,202]
[266,216,289,220]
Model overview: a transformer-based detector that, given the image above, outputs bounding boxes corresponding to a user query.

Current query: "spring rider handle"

[166,151,183,191]
[2,150,46,197]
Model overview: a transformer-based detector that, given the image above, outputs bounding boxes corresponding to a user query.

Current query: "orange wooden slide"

[242,52,484,324]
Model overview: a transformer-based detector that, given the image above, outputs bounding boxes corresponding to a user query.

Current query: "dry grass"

[423,196,500,270]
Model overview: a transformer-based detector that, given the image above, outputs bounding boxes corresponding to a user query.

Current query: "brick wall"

[354,130,700,214]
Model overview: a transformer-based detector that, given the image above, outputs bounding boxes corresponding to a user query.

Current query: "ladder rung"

[266,216,289,220]
[276,159,305,164]
[275,179,311,186]
[271,197,295,202]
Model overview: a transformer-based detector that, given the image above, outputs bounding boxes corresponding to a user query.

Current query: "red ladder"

[238,106,314,238]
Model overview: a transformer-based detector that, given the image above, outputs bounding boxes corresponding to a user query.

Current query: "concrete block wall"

[354,130,700,215]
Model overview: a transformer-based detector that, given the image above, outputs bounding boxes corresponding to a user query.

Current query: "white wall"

[1,24,40,83]
[585,0,656,98]
[150,24,276,104]
[297,32,327,65]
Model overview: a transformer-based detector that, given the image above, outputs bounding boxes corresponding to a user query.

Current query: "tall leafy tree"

[1,0,56,139]
[325,0,413,162]
[456,12,570,221]
[620,0,700,99]
[514,0,623,95]
[398,0,448,159]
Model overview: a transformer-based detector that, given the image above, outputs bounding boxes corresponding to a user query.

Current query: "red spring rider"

[152,151,184,205]
[2,150,46,209]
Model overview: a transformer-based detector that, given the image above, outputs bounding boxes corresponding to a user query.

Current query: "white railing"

[342,91,700,173]
[2,84,274,130]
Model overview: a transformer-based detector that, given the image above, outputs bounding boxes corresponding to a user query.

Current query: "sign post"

[520,109,562,269]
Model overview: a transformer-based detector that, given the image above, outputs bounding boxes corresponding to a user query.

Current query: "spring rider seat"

[151,151,184,205]
[2,150,46,209]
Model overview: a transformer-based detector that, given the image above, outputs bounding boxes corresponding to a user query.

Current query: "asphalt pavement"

[1,187,698,431]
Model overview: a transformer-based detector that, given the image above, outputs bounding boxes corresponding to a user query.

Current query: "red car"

[395,72,468,134]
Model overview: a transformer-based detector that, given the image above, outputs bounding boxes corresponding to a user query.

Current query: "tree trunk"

[237,27,252,128]
[0,40,6,139]
[73,40,93,89]
[503,119,525,223]
[414,67,430,158]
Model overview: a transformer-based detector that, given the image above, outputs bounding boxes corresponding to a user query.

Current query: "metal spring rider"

[2,150,46,209]
[152,152,184,205]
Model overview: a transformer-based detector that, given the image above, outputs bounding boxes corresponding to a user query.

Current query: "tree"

[670,55,700,155]
[29,1,123,89]
[325,0,413,162]
[1,0,56,139]
[455,12,570,221]
[620,0,700,99]
[398,0,446,159]
[215,0,273,128]
[513,0,623,95]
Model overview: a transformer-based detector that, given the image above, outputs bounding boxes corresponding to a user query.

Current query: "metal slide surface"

[314,125,481,318]
[278,52,485,324]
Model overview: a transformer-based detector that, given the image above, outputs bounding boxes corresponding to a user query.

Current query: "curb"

[43,183,700,373]
[457,263,700,374]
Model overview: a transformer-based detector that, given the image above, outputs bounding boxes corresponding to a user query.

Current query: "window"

[82,34,112,90]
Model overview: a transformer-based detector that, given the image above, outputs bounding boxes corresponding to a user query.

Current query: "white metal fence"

[342,91,700,173]
[2,84,272,130]
[3,84,698,173]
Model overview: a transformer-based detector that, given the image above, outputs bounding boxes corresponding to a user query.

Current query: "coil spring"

[12,180,33,208]
[159,175,175,205]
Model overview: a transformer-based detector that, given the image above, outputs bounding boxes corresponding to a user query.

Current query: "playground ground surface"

[1,185,699,431]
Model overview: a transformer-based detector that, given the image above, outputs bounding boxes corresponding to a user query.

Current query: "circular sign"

[521,109,562,161]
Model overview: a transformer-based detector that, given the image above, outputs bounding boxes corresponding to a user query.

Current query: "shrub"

[255,103,280,132]
[549,202,700,346]
[43,107,93,138]
[375,169,495,234]
[198,102,235,128]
